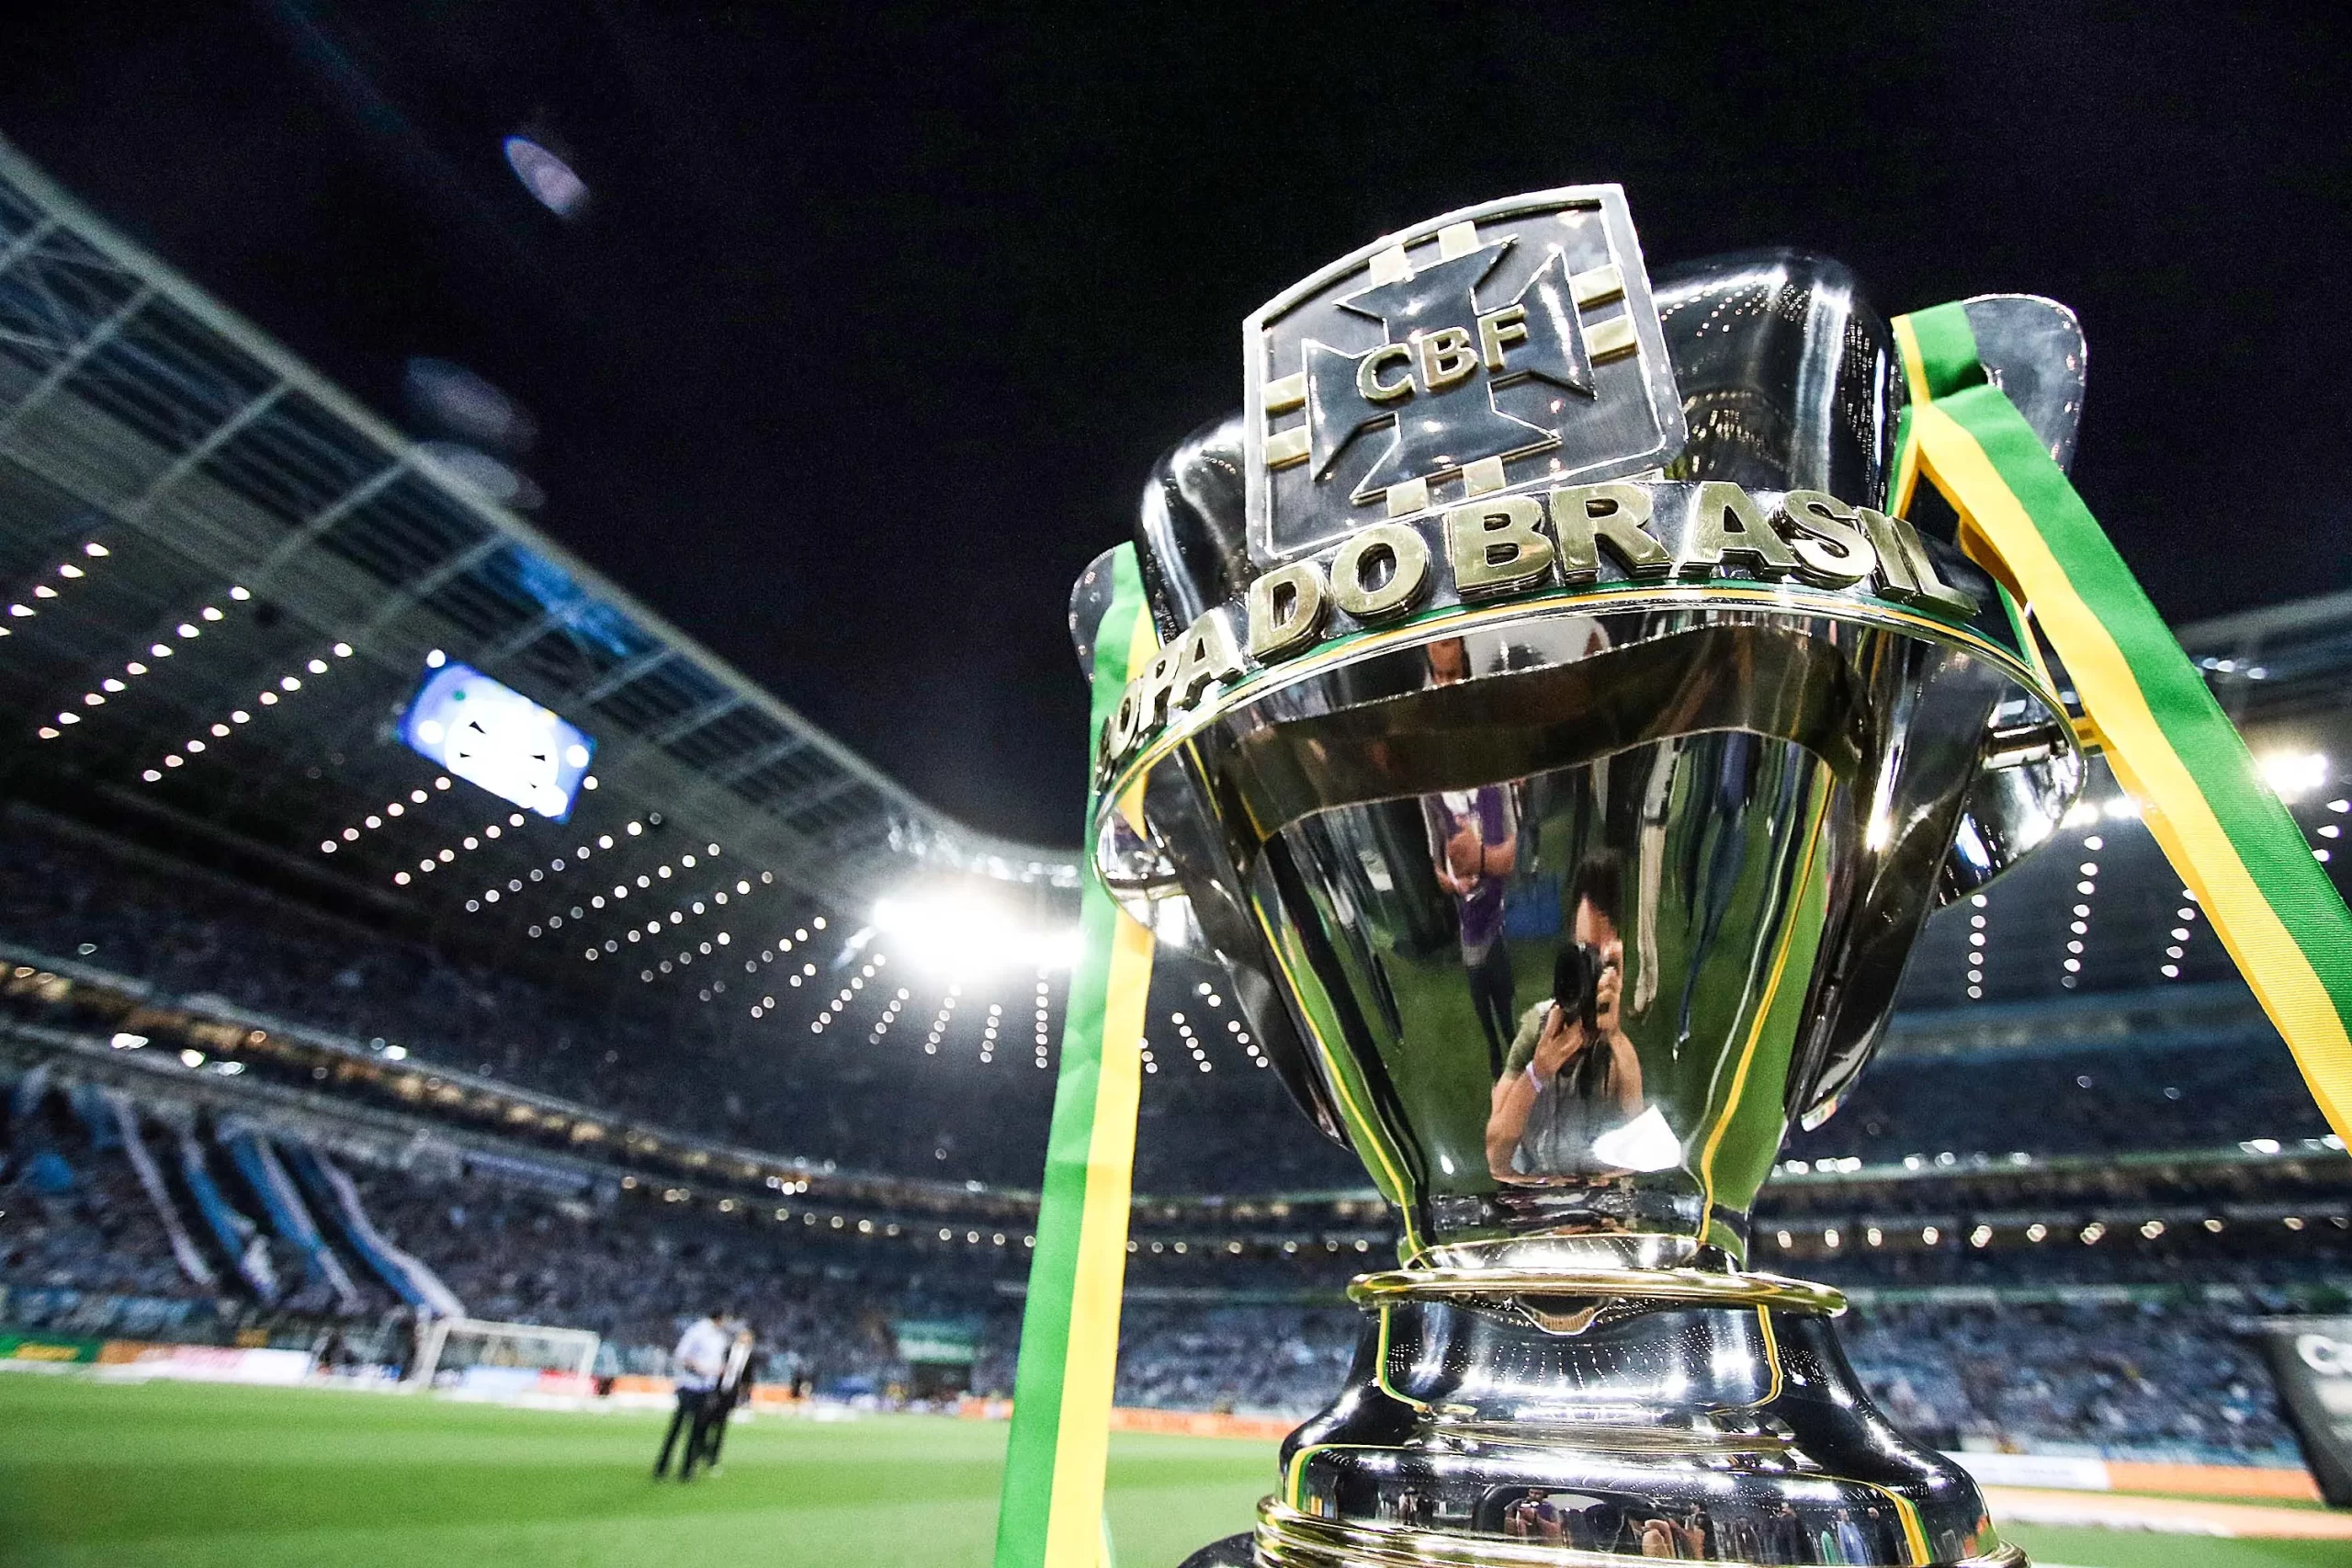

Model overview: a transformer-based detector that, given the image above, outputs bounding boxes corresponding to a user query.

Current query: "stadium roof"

[5,126,2351,1116]
[0,138,1076,998]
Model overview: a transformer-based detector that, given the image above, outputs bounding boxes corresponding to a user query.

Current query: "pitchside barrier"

[6,1338,834,1412]
[0,1337,318,1383]
[1949,1449,2321,1503]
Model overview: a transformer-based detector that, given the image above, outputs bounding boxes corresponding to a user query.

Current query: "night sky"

[0,3,2345,844]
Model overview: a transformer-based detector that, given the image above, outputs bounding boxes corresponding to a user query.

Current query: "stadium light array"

[2058,840,2104,989]
[339,792,525,864]
[718,918,829,987]
[869,987,911,1040]
[562,846,737,953]
[548,867,773,945]
[1170,1010,1213,1072]
[515,819,674,925]
[131,636,354,778]
[810,969,873,1035]
[2061,792,2143,828]
[1033,972,1054,1068]
[13,543,114,681]
[2161,886,2203,979]
[922,986,960,1055]
[1964,891,1987,998]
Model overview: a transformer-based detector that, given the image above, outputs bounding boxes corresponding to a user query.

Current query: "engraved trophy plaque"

[1075,187,2085,1567]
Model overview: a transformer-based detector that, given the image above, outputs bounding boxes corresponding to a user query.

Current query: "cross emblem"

[1304,238,1594,504]
[1247,189,1683,566]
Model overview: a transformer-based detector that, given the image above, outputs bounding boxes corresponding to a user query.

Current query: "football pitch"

[0,1375,2337,1568]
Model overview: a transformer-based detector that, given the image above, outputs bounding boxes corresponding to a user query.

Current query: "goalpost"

[410,1317,600,1385]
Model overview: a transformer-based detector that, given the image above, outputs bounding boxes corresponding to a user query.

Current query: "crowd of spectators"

[1845,1300,2293,1458]
[0,1154,187,1300]
[0,810,1062,1188]
[0,1088,2319,1462]
[347,1164,1021,1382]
[1782,1042,2332,1168]
[1110,1303,1360,1415]
[1,810,2341,1201]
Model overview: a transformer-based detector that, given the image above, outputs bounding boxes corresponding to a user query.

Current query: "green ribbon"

[993,544,1153,1568]
[1894,301,2352,1145]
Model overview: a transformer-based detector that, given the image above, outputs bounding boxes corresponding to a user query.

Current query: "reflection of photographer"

[1420,637,1523,1076]
[1485,857,1643,1179]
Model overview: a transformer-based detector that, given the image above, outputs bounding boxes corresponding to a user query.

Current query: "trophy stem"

[1250,1504,2030,1567]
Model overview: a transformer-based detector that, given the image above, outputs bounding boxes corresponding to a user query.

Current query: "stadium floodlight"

[870,886,1079,976]
[2258,749,2329,803]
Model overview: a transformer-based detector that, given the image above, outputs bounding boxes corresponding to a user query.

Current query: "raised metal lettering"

[1549,482,1670,583]
[1417,328,1478,394]
[1775,491,1877,588]
[1684,481,1798,580]
[1445,496,1554,599]
[1247,560,1330,661]
[1331,523,1432,622]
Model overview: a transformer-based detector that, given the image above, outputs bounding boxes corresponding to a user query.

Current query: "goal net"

[411,1317,599,1389]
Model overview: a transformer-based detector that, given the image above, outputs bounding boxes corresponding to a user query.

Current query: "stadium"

[3,9,2351,1568]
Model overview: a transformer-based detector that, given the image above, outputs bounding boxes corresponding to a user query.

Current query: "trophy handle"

[1959,294,2086,472]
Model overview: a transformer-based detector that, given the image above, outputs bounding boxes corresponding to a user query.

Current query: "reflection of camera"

[1552,941,1604,1034]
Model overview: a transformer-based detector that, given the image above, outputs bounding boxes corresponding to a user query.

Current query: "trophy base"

[1212,1511,2030,1567]
[1182,1268,2021,1566]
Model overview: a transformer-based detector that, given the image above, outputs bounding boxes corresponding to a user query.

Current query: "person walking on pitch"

[653,1309,730,1480]
[694,1324,757,1475]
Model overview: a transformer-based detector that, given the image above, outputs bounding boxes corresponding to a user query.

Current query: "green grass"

[1996,1523,2348,1568]
[0,1374,2337,1568]
[0,1375,1266,1568]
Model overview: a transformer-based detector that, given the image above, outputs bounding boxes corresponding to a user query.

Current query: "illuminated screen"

[400,661,594,820]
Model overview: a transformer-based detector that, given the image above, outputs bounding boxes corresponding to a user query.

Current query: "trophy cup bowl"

[1075,191,2085,1566]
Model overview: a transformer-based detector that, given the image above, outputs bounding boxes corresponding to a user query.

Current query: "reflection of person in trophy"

[1501,1490,1565,1544]
[1485,854,1643,1179]
[1679,1506,1713,1558]
[1630,739,1679,1018]
[1422,638,1521,1075]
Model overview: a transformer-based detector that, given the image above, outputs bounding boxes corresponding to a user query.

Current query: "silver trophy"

[1073,188,2085,1566]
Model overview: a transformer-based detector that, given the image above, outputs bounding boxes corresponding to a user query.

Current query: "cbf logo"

[1244,186,1685,565]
